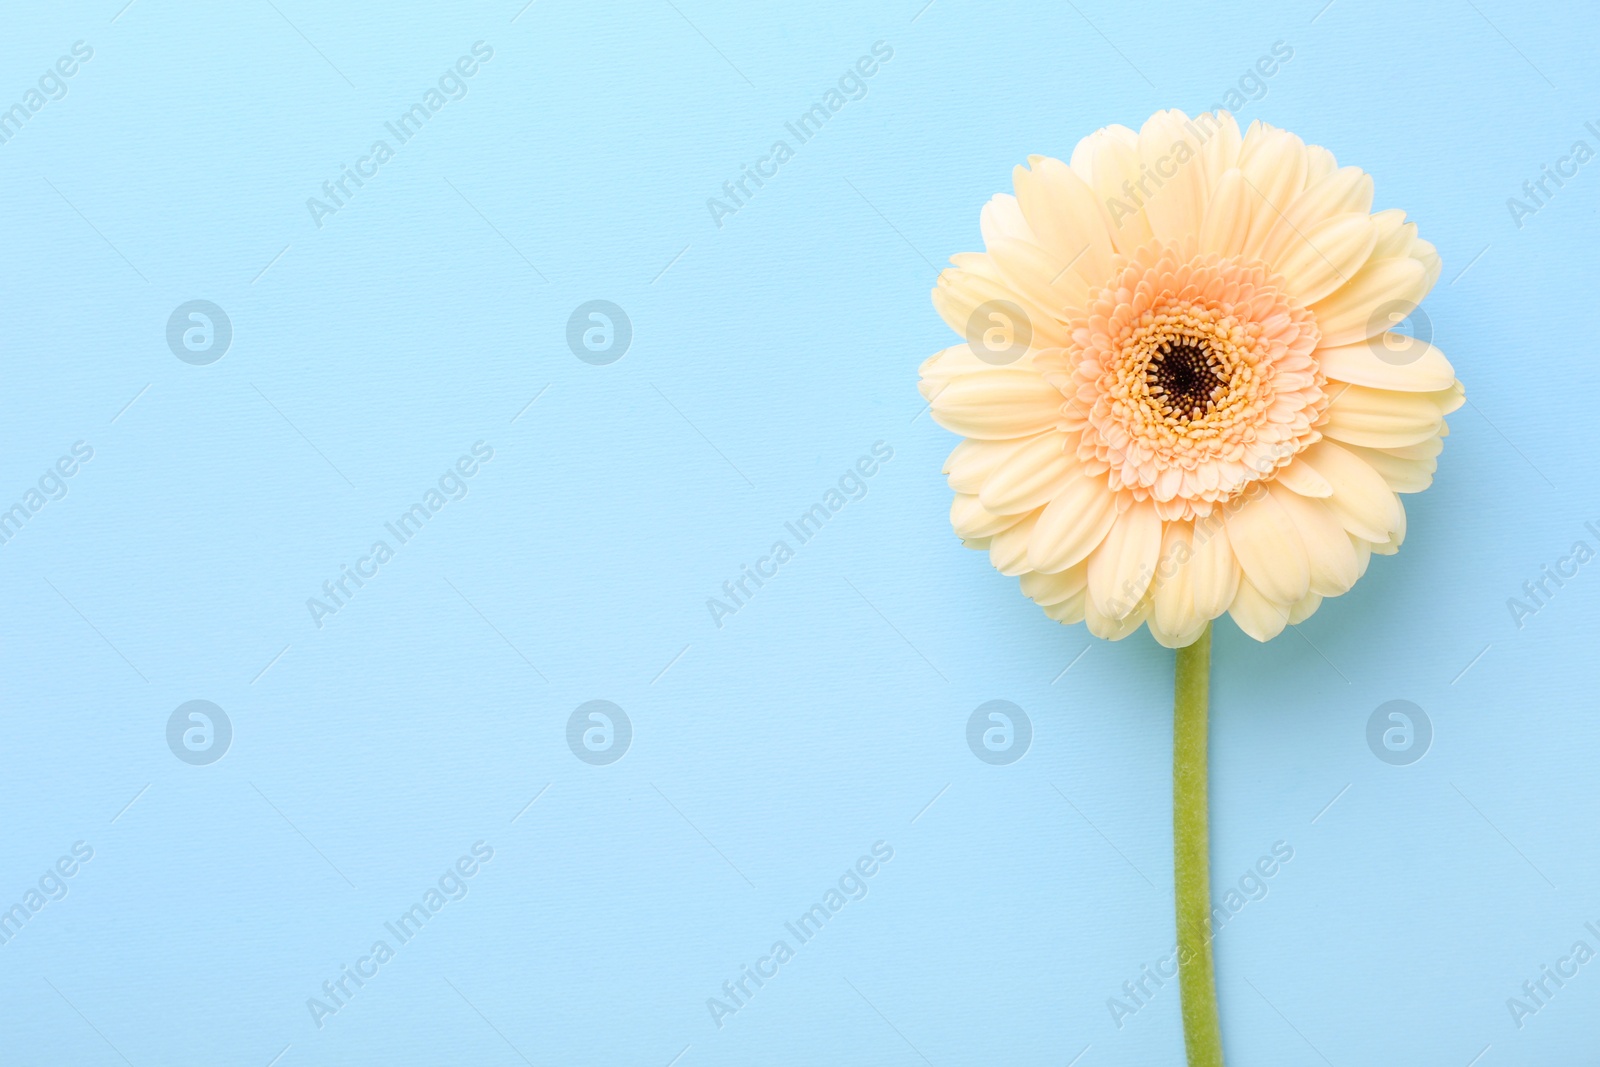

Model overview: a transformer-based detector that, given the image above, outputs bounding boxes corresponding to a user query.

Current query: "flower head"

[921,110,1462,646]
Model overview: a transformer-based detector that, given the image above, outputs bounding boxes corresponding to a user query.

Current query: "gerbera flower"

[920,109,1463,646]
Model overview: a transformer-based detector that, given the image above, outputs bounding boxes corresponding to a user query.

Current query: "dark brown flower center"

[1148,342,1225,418]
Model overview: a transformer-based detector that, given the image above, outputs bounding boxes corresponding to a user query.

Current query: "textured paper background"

[0,1,1593,1064]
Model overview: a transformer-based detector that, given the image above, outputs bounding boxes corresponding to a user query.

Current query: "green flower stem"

[1174,622,1223,1066]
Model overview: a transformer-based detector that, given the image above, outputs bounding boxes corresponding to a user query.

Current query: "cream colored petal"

[1308,257,1428,348]
[989,510,1041,576]
[1369,534,1400,556]
[951,492,1027,539]
[1148,614,1208,650]
[1384,436,1444,461]
[1370,498,1409,553]
[932,262,1070,349]
[1269,484,1361,597]
[1228,575,1289,642]
[1068,123,1138,184]
[1315,335,1456,391]
[1369,209,1416,260]
[1274,213,1378,306]
[923,337,1010,372]
[1139,109,1207,243]
[1321,383,1444,448]
[1351,535,1372,577]
[1196,111,1243,192]
[1087,501,1163,619]
[1042,587,1088,623]
[1287,591,1323,625]
[1068,132,1096,182]
[979,431,1078,513]
[1020,563,1088,606]
[1012,157,1115,283]
[1298,440,1404,542]
[920,342,984,381]
[1342,443,1436,494]
[986,237,1094,320]
[1225,489,1311,604]
[1274,457,1333,498]
[1082,128,1154,252]
[1152,522,1199,643]
[920,343,1022,402]
[1302,144,1338,187]
[1188,517,1241,618]
[980,193,1030,247]
[1199,168,1252,257]
[1257,166,1374,267]
[1411,238,1441,292]
[1238,124,1309,260]
[1148,550,1211,644]
[1085,594,1150,641]
[930,264,1011,336]
[944,436,1031,494]
[930,369,1064,440]
[1421,381,1465,416]
[950,248,1002,276]
[1028,474,1118,573]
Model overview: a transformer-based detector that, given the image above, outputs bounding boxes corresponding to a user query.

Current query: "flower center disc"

[1060,243,1329,521]
[1148,342,1224,420]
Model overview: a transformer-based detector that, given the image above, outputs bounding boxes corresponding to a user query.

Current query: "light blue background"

[0,1,1594,1064]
